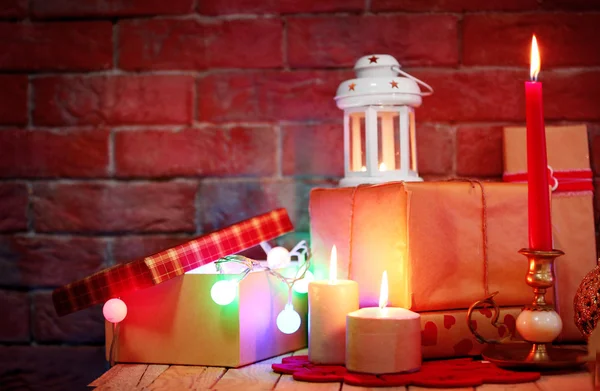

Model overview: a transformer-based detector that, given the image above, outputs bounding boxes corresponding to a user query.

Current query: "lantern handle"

[392,66,434,97]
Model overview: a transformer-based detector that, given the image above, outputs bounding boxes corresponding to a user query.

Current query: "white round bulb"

[211,280,237,306]
[276,306,301,334]
[292,270,314,294]
[516,309,562,343]
[103,298,127,323]
[267,246,291,269]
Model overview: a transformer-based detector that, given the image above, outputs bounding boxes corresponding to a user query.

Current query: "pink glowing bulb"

[103,298,127,323]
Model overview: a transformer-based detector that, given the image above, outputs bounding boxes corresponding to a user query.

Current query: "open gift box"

[53,209,308,367]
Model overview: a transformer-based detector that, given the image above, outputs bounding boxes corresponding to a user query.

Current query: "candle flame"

[530,35,541,82]
[379,162,387,171]
[329,245,337,284]
[378,271,388,310]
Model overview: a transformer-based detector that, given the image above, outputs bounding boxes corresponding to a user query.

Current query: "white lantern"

[335,54,433,187]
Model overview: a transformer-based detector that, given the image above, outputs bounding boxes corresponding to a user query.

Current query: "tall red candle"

[525,35,552,250]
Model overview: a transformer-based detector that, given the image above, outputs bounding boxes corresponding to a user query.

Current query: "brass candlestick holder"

[468,248,588,369]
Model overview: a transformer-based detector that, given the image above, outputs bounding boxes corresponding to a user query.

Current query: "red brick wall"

[1,0,599,388]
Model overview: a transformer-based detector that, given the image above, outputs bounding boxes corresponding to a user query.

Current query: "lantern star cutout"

[390,80,399,89]
[348,83,356,91]
[368,56,378,64]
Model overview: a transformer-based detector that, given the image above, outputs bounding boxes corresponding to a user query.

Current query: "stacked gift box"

[309,124,596,359]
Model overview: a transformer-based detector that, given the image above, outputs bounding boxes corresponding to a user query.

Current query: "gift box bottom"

[105,267,308,367]
[420,307,522,359]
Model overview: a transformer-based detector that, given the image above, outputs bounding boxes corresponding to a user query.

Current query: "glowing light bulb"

[103,298,127,323]
[267,246,291,269]
[211,280,237,306]
[292,270,314,294]
[379,162,387,171]
[277,304,301,334]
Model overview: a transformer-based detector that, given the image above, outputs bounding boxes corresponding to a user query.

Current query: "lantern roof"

[335,54,432,110]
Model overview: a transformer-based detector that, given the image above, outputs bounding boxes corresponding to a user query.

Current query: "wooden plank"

[89,364,148,389]
[343,384,406,391]
[276,374,341,391]
[212,353,291,391]
[144,366,225,390]
[409,388,473,391]
[476,383,539,390]
[535,371,593,391]
[137,365,169,388]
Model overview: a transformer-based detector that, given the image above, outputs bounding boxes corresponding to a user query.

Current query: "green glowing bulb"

[211,280,237,306]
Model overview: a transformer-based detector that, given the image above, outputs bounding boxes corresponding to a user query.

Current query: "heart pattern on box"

[421,321,438,346]
[443,315,456,329]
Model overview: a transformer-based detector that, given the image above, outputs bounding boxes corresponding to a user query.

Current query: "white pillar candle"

[308,245,359,364]
[346,271,421,374]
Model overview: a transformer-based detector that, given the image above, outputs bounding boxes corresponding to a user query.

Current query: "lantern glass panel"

[349,112,366,172]
[409,110,417,172]
[377,111,400,171]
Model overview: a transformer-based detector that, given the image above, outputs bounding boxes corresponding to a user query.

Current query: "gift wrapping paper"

[53,208,294,316]
[310,181,534,312]
[504,124,596,341]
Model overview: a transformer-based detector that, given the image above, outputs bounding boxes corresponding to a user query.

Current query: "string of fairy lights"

[102,240,315,364]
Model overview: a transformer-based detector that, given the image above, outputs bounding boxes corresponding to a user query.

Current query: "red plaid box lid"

[53,208,294,316]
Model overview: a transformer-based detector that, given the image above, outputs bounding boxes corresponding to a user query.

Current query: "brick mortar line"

[15,66,600,79]
[2,120,598,132]
[194,184,203,235]
[4,9,600,23]
[0,177,300,184]
[275,123,283,178]
[108,129,115,176]
[0,232,197,239]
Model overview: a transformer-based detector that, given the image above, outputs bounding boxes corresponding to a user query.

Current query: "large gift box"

[53,209,308,367]
[309,180,584,358]
[504,124,597,341]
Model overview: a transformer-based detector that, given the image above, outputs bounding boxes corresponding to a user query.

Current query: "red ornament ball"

[574,264,600,338]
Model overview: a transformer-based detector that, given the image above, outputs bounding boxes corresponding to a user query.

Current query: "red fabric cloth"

[272,355,540,387]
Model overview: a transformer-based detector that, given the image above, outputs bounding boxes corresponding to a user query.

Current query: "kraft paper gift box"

[310,181,534,311]
[53,209,307,367]
[504,124,597,341]
[309,182,563,358]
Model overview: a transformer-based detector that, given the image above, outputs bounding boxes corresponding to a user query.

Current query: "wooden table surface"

[89,348,594,391]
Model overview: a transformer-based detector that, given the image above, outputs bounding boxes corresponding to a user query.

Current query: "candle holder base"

[482,342,587,370]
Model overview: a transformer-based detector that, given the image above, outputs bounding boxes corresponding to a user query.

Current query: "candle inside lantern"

[308,245,359,364]
[525,35,553,250]
[346,271,421,374]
